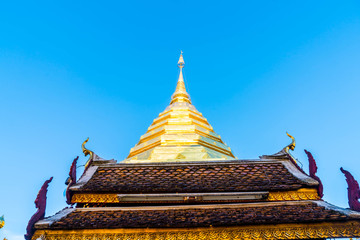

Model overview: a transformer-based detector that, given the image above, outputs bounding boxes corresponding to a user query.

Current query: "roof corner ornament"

[65,156,78,205]
[284,132,296,153]
[25,177,53,240]
[340,167,360,211]
[0,215,4,229]
[259,132,299,163]
[304,150,324,198]
[82,138,94,170]
[282,132,306,173]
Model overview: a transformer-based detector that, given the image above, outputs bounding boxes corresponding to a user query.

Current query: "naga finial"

[0,215,4,229]
[82,138,94,171]
[304,150,324,198]
[82,138,94,160]
[66,156,78,205]
[25,177,53,240]
[284,132,296,153]
[340,167,360,211]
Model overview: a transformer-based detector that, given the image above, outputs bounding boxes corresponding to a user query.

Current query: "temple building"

[26,53,360,239]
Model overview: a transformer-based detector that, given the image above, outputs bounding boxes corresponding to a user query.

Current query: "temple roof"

[124,52,235,163]
[70,159,317,195]
[35,201,360,230]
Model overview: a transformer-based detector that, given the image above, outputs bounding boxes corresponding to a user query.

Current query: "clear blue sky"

[1,1,360,239]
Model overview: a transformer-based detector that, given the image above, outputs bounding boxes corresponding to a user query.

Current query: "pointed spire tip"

[178,51,185,68]
[171,51,191,104]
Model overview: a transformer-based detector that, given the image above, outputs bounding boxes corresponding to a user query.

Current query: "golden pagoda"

[26,52,360,240]
[126,52,235,163]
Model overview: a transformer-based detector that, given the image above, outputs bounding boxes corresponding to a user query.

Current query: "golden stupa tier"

[124,53,235,163]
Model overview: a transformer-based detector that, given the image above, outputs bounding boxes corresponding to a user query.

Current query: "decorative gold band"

[32,221,360,240]
[268,188,320,201]
[72,194,119,203]
[71,188,320,204]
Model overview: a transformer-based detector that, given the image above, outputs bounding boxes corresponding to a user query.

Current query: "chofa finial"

[259,132,298,162]
[65,156,78,205]
[82,138,94,171]
[340,167,360,211]
[284,132,296,153]
[25,177,53,240]
[304,150,324,198]
[82,138,93,160]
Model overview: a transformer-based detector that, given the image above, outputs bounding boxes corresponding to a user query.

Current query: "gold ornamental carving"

[284,132,296,153]
[268,188,320,201]
[82,138,94,165]
[71,194,120,203]
[32,221,360,240]
[71,188,320,204]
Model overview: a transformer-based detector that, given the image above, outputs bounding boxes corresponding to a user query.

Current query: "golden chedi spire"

[124,51,236,163]
[171,51,191,104]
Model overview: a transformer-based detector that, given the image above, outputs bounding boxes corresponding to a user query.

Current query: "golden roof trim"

[32,221,360,240]
[72,192,268,204]
[71,188,319,204]
[268,188,320,201]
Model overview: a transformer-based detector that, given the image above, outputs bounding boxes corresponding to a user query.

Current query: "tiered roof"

[36,201,359,229]
[71,160,315,194]
[30,53,360,240]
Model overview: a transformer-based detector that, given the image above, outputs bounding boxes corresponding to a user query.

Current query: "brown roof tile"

[42,202,354,229]
[74,162,310,193]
